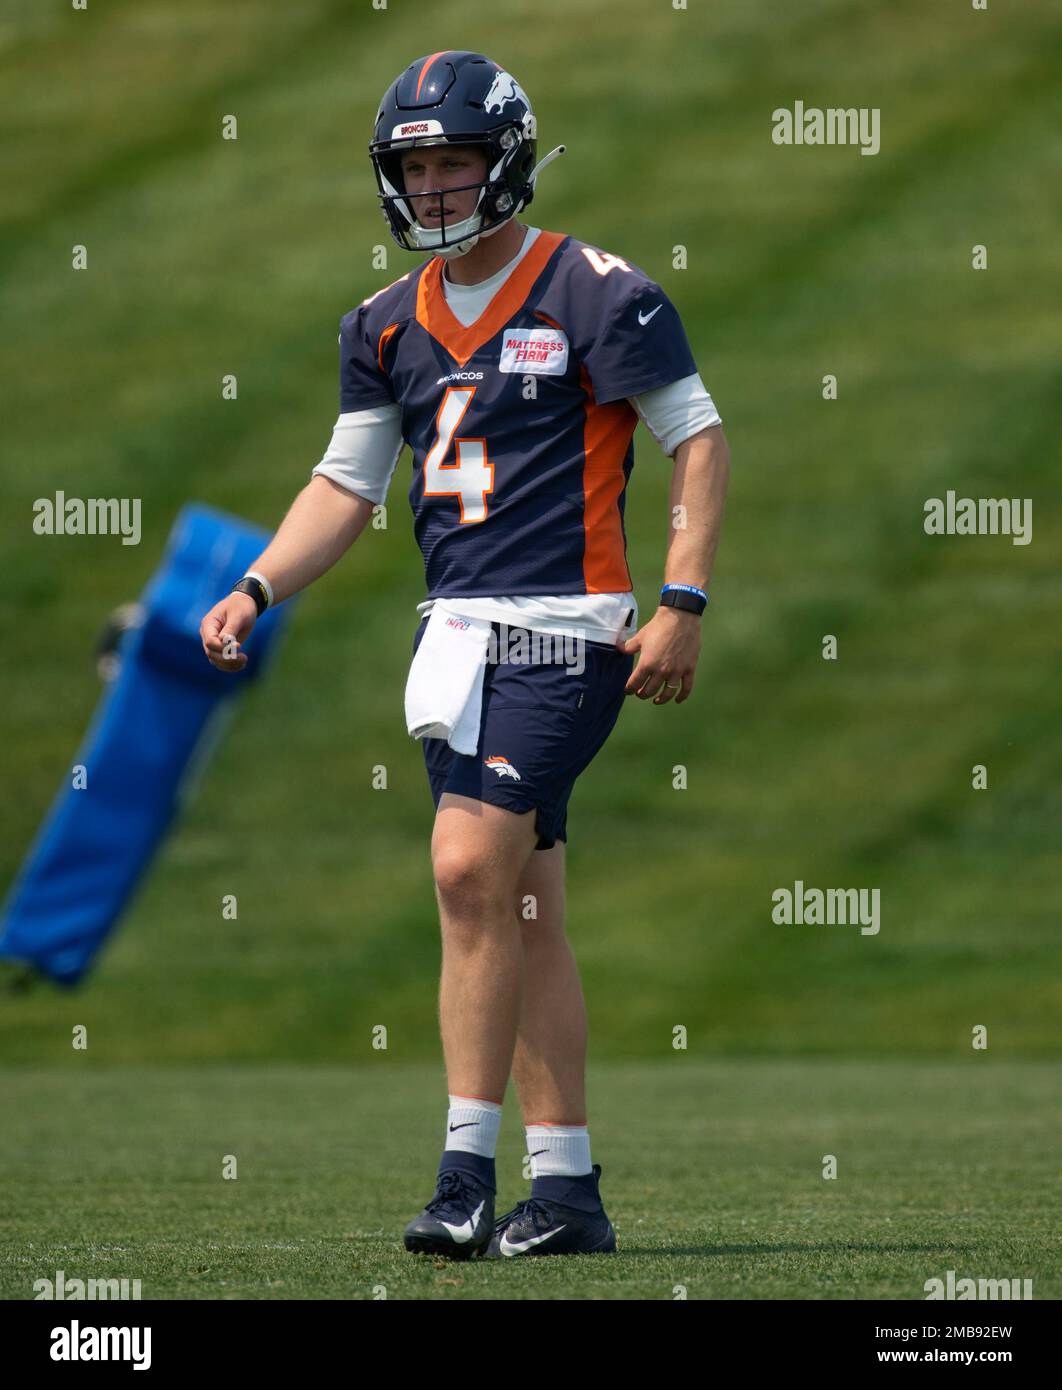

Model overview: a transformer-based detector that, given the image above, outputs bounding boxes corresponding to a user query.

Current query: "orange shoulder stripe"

[377,322,400,374]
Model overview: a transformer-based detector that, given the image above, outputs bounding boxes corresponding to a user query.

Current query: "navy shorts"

[413,618,635,851]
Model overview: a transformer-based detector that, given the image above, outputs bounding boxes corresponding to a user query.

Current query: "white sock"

[445,1094,502,1158]
[525,1124,592,1177]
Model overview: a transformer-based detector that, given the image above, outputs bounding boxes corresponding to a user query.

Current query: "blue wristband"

[661,583,707,602]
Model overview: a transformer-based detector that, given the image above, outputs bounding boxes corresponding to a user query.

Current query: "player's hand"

[199,592,258,673]
[617,606,700,705]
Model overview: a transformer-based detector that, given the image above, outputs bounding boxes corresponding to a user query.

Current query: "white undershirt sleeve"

[629,373,722,457]
[311,402,404,506]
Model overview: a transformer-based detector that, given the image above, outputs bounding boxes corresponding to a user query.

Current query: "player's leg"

[432,791,540,1102]
[484,638,634,1259]
[510,841,588,1126]
[484,838,615,1258]
[406,622,629,1257]
[404,790,538,1258]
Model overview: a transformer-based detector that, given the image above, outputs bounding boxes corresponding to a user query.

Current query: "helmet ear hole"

[381,152,406,194]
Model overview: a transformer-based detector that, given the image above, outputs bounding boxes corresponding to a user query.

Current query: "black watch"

[231,576,269,616]
[659,587,707,617]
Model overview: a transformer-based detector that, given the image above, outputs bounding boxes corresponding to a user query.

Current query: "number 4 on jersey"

[582,248,632,276]
[424,386,494,523]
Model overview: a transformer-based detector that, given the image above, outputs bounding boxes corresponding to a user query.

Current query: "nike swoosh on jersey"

[637,304,662,325]
[439,1199,486,1243]
[499,1223,568,1256]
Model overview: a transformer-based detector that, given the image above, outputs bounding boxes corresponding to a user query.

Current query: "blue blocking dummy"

[0,504,293,985]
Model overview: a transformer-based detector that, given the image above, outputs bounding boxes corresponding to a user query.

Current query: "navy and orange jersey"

[339,229,698,598]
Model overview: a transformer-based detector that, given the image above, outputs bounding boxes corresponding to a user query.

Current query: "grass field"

[1,1060,1057,1300]
[0,0,1058,1060]
[1,0,1059,1303]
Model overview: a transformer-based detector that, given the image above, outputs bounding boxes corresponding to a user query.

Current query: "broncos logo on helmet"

[483,71,536,132]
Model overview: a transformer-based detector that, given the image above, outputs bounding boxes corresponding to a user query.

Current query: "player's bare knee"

[432,847,512,922]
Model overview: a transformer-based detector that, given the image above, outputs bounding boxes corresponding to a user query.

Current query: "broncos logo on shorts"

[484,755,522,781]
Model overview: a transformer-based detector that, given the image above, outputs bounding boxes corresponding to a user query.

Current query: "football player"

[200,50,730,1260]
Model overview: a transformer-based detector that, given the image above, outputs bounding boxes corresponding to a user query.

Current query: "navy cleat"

[404,1163,495,1260]
[484,1163,617,1258]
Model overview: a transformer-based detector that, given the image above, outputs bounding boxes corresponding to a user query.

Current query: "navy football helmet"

[369,51,565,259]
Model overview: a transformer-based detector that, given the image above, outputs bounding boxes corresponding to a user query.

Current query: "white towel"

[404,600,492,754]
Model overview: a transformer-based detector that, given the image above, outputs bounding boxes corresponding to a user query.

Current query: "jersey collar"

[416,230,567,366]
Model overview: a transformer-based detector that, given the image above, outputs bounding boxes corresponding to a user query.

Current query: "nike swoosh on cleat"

[499,1224,567,1256]
[637,304,662,325]
[439,1199,486,1243]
